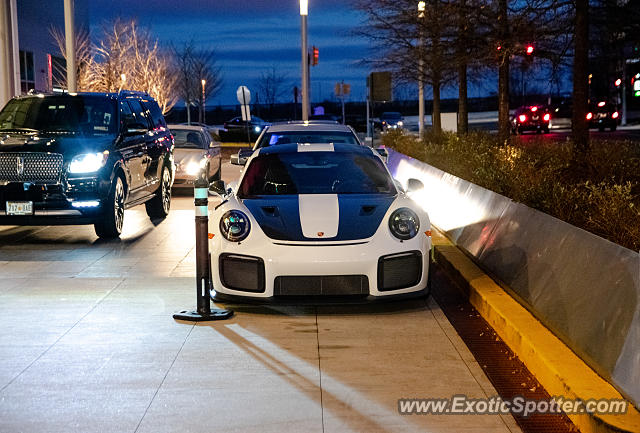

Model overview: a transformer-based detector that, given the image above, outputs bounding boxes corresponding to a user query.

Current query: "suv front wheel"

[145,165,171,220]
[95,176,125,239]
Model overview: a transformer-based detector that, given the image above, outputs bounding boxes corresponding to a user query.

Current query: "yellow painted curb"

[432,230,640,433]
[220,142,252,147]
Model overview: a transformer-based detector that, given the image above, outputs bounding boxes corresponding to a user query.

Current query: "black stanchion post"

[173,171,233,322]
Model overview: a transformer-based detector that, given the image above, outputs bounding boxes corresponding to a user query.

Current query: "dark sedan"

[587,101,619,132]
[511,105,550,134]
[219,116,269,142]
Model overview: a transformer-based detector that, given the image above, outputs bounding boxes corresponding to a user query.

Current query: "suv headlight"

[389,208,420,240]
[69,151,109,174]
[220,210,251,242]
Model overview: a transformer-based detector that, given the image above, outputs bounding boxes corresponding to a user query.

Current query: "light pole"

[201,79,206,124]
[418,1,425,139]
[64,0,77,92]
[300,0,309,121]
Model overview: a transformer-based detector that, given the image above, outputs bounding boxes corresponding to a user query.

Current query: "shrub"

[383,131,640,251]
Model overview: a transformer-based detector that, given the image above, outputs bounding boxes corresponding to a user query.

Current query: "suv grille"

[0,153,64,184]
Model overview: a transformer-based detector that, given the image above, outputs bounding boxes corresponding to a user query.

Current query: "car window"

[172,129,206,149]
[141,99,167,130]
[0,95,117,136]
[127,99,150,129]
[120,101,136,128]
[256,131,359,147]
[238,151,395,197]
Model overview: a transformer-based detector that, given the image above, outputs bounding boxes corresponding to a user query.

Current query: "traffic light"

[614,78,622,87]
[525,45,534,55]
[311,46,319,66]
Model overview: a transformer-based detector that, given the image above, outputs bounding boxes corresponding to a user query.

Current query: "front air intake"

[219,254,265,293]
[377,251,422,291]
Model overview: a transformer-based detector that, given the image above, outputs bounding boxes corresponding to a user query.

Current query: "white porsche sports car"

[209,142,431,302]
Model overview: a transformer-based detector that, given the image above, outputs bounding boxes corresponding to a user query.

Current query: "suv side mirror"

[126,123,148,136]
[209,179,226,196]
[407,178,424,193]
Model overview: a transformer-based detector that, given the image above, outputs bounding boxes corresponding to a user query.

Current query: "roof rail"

[118,89,151,98]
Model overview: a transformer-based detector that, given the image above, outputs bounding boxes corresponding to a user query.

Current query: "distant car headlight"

[397,121,403,127]
[220,210,251,242]
[185,158,207,176]
[68,151,109,174]
[389,208,420,240]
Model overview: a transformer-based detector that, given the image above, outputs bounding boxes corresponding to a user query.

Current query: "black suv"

[0,91,174,239]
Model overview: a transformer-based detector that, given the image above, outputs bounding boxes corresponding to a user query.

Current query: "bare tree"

[49,27,93,91]
[572,0,589,157]
[173,41,223,124]
[256,66,289,109]
[87,19,178,113]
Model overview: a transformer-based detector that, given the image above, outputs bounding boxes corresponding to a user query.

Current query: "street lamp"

[201,79,206,124]
[300,0,309,121]
[417,1,426,139]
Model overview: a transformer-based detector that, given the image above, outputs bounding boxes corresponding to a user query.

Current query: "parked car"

[0,91,174,239]
[208,143,431,301]
[229,121,390,165]
[511,105,551,134]
[380,112,404,131]
[169,124,221,187]
[219,116,269,142]
[587,101,619,131]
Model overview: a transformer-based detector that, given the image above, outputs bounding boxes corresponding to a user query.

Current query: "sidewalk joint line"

[133,323,195,433]
[315,307,325,433]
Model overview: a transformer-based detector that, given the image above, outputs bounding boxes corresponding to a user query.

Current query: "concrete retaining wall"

[387,149,640,408]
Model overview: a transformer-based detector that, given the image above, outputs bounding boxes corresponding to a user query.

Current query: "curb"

[219,142,252,147]
[431,230,640,433]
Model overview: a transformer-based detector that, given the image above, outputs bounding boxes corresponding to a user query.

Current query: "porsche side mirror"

[407,178,424,193]
[209,179,226,196]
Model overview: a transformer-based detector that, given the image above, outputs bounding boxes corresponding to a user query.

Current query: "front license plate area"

[6,201,33,215]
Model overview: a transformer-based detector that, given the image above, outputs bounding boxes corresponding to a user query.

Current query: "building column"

[0,0,20,108]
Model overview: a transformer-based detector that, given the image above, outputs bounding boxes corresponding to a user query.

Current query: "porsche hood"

[242,194,395,242]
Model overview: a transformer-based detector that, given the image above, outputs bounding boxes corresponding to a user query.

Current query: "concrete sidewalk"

[0,205,521,433]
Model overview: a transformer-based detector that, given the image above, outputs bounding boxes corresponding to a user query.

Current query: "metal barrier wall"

[387,149,640,408]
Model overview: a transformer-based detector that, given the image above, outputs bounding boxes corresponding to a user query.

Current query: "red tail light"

[543,113,550,121]
[612,111,619,119]
[586,112,593,120]
[518,114,527,122]
[531,106,538,112]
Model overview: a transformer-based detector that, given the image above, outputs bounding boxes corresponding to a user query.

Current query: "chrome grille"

[0,152,64,183]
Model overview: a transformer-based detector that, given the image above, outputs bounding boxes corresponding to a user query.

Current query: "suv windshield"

[256,130,359,147]
[0,95,118,136]
[238,151,395,197]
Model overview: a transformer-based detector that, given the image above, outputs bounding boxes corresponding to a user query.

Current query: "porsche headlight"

[68,151,109,174]
[220,210,251,242]
[389,208,419,240]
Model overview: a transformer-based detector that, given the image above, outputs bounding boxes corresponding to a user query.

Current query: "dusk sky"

[89,0,372,106]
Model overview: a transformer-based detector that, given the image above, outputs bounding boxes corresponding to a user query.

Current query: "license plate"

[6,201,33,216]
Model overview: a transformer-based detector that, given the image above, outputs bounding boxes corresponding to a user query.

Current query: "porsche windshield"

[0,95,118,136]
[238,151,395,197]
[256,130,359,147]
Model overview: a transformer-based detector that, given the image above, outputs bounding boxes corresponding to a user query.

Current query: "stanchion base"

[173,309,234,321]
